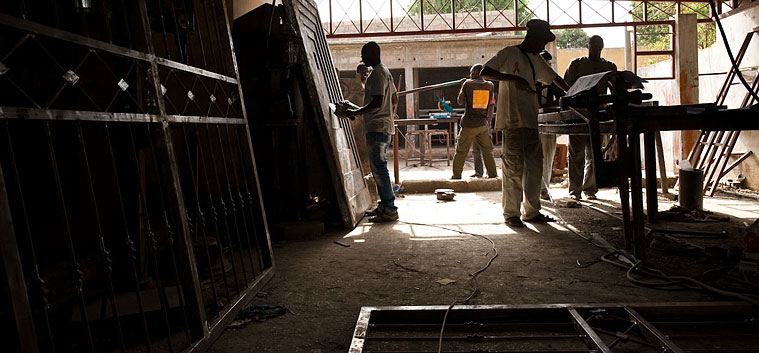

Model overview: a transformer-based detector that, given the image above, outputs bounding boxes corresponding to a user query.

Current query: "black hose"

[708,0,759,103]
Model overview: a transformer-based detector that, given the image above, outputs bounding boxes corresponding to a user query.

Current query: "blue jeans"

[366,132,397,212]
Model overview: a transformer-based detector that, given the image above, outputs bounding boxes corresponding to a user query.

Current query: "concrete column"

[675,13,700,159]
[405,66,415,118]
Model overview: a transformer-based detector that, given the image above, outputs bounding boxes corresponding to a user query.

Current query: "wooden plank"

[284,0,371,228]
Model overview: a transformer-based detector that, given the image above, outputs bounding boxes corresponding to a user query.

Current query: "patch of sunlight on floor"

[344,224,373,238]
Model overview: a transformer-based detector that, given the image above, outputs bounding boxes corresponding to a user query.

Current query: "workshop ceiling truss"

[318,0,733,37]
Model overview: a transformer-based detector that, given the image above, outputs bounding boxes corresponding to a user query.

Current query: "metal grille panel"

[0,1,274,352]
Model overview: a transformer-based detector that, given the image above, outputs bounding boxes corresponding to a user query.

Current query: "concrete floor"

[210,175,758,352]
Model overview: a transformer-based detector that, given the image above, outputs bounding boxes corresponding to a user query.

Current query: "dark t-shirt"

[460,79,494,128]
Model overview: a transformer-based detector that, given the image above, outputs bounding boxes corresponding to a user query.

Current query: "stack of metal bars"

[0,1,274,352]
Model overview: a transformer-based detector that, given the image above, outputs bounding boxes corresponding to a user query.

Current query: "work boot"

[505,216,526,228]
[369,208,399,223]
[470,173,483,178]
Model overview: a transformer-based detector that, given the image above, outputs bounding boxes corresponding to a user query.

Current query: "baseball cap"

[526,19,556,42]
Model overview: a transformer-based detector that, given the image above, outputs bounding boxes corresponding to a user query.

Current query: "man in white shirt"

[481,19,570,228]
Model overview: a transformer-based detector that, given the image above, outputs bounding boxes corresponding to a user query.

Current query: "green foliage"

[407,0,535,24]
[631,1,716,50]
[556,28,589,49]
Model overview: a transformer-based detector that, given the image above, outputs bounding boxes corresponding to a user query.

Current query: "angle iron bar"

[179,124,222,314]
[195,124,233,301]
[233,127,269,272]
[624,307,685,353]
[183,267,275,353]
[44,122,97,353]
[151,0,173,59]
[202,124,244,294]
[708,130,741,196]
[221,125,259,279]
[0,107,161,123]
[325,18,714,38]
[0,139,39,353]
[209,0,232,75]
[76,123,128,352]
[349,303,756,353]
[139,0,209,341]
[155,57,238,84]
[144,124,194,342]
[0,13,150,62]
[103,122,154,352]
[212,124,251,285]
[3,121,51,353]
[125,124,177,353]
[568,308,613,352]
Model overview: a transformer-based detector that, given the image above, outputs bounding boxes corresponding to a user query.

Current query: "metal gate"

[0,1,274,352]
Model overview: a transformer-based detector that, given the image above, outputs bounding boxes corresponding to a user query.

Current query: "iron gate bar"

[567,308,612,353]
[216,124,259,281]
[322,0,725,38]
[0,107,159,122]
[0,13,238,85]
[624,307,684,353]
[44,121,97,353]
[350,303,759,352]
[1,0,276,350]
[76,122,128,352]
[203,124,244,294]
[0,154,39,353]
[145,122,195,344]
[103,122,155,352]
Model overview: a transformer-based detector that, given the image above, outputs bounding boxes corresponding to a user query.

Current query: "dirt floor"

[210,179,759,353]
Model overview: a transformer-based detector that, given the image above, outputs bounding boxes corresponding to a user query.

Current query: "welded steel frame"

[320,0,727,38]
[320,0,725,79]
[349,302,759,352]
[0,0,275,352]
[539,104,759,260]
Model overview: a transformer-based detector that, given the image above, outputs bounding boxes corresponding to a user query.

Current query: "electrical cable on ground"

[396,221,498,353]
[568,193,759,306]
[388,176,756,351]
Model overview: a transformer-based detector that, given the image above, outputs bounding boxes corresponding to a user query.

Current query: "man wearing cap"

[564,35,617,201]
[451,63,498,180]
[481,19,570,228]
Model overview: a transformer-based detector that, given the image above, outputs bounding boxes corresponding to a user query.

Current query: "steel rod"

[44,122,96,353]
[103,122,154,353]
[76,123,127,352]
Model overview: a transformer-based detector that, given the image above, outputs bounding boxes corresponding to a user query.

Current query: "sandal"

[525,213,555,223]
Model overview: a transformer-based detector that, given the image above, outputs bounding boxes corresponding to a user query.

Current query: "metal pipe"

[397,79,463,97]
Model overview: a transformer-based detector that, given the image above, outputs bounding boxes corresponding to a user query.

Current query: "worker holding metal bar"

[451,63,498,180]
[481,19,570,228]
[564,35,618,201]
[336,41,399,223]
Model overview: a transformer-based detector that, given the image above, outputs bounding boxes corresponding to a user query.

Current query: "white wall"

[638,3,759,188]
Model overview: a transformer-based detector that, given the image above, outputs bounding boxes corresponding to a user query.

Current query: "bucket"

[679,167,704,211]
